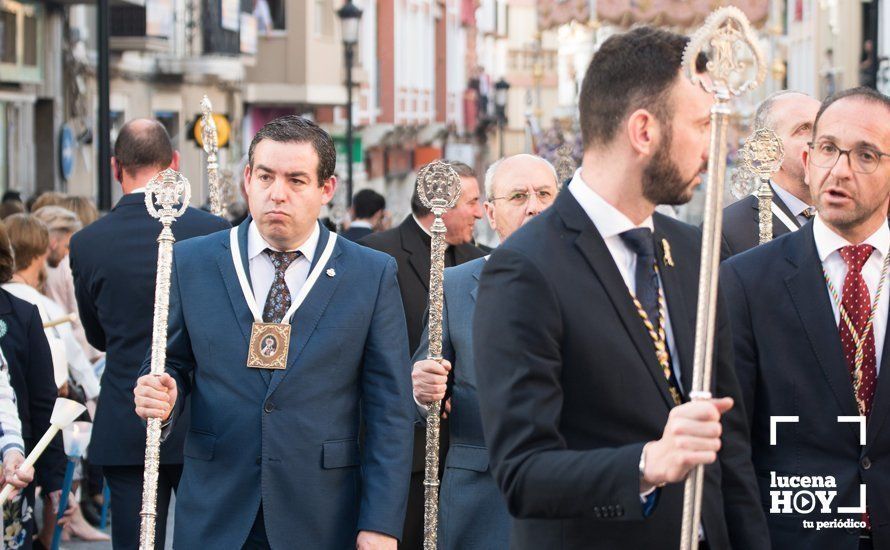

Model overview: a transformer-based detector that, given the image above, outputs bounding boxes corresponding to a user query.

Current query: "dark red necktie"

[838,244,877,530]
[838,245,878,418]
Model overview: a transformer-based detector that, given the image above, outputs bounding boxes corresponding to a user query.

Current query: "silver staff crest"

[145,168,191,222]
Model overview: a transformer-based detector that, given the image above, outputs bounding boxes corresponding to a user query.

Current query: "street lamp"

[494,78,511,159]
[337,0,363,207]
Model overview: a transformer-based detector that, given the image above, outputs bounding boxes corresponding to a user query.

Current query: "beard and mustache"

[641,125,706,206]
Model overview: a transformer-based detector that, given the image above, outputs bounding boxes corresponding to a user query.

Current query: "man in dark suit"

[361,161,484,548]
[134,115,413,549]
[342,189,387,242]
[473,27,768,549]
[722,91,821,256]
[411,154,559,549]
[723,87,890,550]
[69,119,230,549]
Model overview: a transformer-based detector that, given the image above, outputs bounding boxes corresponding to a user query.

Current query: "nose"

[830,151,854,180]
[473,202,484,220]
[268,177,287,202]
[526,193,544,216]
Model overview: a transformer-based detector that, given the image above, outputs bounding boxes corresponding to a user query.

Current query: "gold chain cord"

[822,249,890,416]
[630,265,682,406]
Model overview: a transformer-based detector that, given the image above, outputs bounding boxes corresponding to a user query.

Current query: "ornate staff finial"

[416,159,461,550]
[200,96,223,216]
[683,6,767,99]
[739,128,785,244]
[145,168,191,223]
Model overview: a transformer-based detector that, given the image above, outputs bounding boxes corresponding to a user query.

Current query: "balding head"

[112,119,179,191]
[752,90,820,202]
[483,154,559,241]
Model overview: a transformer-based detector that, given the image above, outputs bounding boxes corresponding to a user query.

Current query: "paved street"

[41,500,174,550]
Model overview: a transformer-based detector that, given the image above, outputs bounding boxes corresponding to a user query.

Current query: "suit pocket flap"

[322,439,360,469]
[184,430,215,461]
[445,444,489,472]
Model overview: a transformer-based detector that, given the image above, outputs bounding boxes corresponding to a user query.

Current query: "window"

[254,0,286,32]
[0,1,41,83]
[153,111,180,148]
[1,9,16,64]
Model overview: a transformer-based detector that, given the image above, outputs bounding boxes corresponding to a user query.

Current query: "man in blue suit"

[723,87,890,550]
[411,154,558,548]
[134,115,413,549]
[70,119,229,549]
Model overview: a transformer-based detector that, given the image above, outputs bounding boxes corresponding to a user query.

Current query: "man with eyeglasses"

[411,153,558,549]
[722,91,821,256]
[723,87,890,550]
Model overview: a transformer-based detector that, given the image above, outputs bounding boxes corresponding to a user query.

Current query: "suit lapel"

[470,260,483,303]
[653,224,695,396]
[265,237,343,398]
[865,328,890,449]
[216,228,269,384]
[401,218,432,292]
[784,225,860,425]
[556,194,676,410]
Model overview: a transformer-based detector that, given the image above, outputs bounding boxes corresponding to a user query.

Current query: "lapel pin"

[326,268,336,277]
[662,238,675,267]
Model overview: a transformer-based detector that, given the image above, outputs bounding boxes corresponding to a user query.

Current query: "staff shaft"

[756,178,774,244]
[139,226,176,550]
[423,219,447,550]
[679,100,731,550]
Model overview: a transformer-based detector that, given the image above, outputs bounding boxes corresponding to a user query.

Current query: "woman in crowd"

[2,214,106,544]
[0,221,69,549]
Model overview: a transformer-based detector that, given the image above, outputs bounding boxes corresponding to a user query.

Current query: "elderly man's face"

[770,93,821,195]
[47,231,73,268]
[442,177,484,245]
[484,157,558,241]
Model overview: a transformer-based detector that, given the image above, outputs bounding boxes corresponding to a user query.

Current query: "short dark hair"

[411,161,476,216]
[813,87,890,138]
[352,189,386,219]
[113,119,174,176]
[579,27,705,149]
[247,115,336,185]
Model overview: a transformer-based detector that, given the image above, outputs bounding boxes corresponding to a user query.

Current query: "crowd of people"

[0,22,888,550]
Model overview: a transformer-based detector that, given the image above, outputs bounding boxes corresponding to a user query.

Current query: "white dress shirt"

[247,221,320,317]
[771,182,814,227]
[813,215,890,372]
[349,220,373,230]
[568,173,683,385]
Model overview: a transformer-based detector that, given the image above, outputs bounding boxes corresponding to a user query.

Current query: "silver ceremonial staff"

[679,8,765,550]
[418,160,462,550]
[139,169,191,550]
[200,96,223,217]
[739,128,785,244]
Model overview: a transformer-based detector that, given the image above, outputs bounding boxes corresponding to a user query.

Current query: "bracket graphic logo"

[769,416,867,529]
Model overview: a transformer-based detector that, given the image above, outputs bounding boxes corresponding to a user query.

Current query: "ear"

[802,147,811,187]
[111,157,123,184]
[320,175,337,206]
[483,201,497,231]
[169,151,181,171]
[625,109,660,157]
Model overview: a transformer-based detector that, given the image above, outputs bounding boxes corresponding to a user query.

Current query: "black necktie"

[620,228,660,330]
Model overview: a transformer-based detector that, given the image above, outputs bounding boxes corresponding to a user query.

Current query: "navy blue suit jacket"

[0,289,65,491]
[414,258,511,549]
[70,193,230,465]
[723,222,890,549]
[151,219,414,548]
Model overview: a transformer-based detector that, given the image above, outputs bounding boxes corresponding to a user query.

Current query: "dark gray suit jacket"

[721,191,802,258]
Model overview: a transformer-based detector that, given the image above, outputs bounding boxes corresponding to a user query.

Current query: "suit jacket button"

[862,456,872,470]
[264,402,274,413]
[255,456,261,465]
